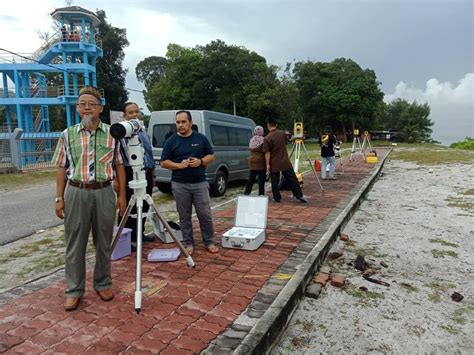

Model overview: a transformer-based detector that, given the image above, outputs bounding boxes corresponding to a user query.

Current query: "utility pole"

[233,94,236,116]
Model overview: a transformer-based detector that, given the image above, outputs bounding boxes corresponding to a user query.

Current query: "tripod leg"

[135,204,143,314]
[302,142,324,191]
[289,142,296,159]
[145,194,196,268]
[111,195,136,251]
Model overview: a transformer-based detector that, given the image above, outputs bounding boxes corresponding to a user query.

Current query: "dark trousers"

[244,169,266,195]
[270,168,303,202]
[119,166,154,242]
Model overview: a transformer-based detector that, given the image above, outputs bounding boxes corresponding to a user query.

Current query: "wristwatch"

[55,197,64,203]
[200,158,204,166]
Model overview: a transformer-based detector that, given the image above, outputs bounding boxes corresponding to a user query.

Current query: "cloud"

[385,74,474,144]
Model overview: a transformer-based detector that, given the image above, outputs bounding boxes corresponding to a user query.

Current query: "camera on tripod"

[293,121,304,139]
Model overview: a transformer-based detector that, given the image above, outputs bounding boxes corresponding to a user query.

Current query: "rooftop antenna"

[65,0,73,6]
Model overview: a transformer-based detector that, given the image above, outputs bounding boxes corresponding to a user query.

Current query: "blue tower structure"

[0,6,103,166]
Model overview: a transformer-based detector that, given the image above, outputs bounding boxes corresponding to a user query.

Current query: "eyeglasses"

[77,102,101,109]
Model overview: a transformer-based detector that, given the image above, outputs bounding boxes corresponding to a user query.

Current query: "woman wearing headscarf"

[244,125,266,196]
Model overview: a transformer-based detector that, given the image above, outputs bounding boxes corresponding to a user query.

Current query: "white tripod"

[111,127,194,314]
[361,131,373,154]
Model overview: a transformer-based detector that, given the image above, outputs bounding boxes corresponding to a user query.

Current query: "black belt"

[69,180,111,189]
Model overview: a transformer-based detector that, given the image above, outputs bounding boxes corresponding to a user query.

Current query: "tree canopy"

[136,40,292,127]
[134,39,433,141]
[293,58,384,137]
[96,9,129,120]
[383,99,433,142]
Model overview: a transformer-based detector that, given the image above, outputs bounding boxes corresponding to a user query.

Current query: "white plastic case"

[222,196,268,250]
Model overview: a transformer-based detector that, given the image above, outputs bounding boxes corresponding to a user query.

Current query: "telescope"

[110,119,195,313]
[110,119,142,139]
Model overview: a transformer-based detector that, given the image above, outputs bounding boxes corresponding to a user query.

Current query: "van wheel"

[210,171,227,197]
[157,183,172,194]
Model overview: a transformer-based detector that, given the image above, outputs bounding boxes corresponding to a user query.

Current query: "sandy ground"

[274,158,474,354]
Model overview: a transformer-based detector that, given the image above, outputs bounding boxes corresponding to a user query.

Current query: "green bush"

[450,137,474,150]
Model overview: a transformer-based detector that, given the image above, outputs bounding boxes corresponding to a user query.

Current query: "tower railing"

[33,30,102,61]
[57,84,104,98]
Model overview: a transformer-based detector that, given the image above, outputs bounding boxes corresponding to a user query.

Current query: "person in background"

[244,125,266,196]
[263,118,308,203]
[319,126,337,180]
[116,102,156,248]
[52,86,126,311]
[160,110,219,255]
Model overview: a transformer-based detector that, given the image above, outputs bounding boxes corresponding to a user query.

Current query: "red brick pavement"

[0,151,388,353]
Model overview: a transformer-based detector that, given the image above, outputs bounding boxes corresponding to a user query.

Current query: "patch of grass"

[409,325,426,337]
[346,286,385,300]
[452,303,474,325]
[300,320,314,332]
[34,254,64,272]
[424,281,456,292]
[446,196,474,212]
[372,344,392,353]
[463,189,474,196]
[0,169,56,188]
[440,324,462,335]
[431,249,458,258]
[400,283,418,293]
[390,147,474,165]
[152,193,175,205]
[429,293,441,303]
[429,238,459,248]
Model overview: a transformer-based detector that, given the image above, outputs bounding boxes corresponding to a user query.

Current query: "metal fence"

[0,129,60,172]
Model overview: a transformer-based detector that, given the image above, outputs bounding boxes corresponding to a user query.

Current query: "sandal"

[185,246,194,256]
[206,244,219,254]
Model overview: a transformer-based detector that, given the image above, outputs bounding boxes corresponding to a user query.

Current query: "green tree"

[96,9,129,121]
[384,99,433,142]
[293,58,384,138]
[135,56,167,92]
[139,40,289,125]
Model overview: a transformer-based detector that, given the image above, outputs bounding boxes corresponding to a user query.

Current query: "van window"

[210,125,252,147]
[152,124,198,147]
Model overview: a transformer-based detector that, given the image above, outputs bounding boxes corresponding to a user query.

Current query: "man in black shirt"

[160,111,219,255]
[319,126,337,180]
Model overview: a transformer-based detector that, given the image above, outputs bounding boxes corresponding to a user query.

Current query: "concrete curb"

[203,150,391,354]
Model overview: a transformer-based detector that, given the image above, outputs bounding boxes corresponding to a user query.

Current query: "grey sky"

[1,0,473,143]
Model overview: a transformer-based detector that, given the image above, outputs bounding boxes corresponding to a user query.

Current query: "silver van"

[148,110,256,197]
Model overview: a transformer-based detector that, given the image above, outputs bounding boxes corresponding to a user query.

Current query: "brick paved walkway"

[0,150,389,353]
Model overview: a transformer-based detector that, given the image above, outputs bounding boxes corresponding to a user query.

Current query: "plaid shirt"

[51,121,122,182]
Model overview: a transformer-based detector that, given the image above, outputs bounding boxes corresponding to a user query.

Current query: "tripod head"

[110,120,147,195]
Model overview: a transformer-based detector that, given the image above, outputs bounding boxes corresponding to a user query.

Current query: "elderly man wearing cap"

[52,86,127,311]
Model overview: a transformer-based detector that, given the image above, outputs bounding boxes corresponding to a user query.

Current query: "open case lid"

[234,195,268,229]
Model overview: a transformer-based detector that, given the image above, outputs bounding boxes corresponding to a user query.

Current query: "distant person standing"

[319,126,337,180]
[244,125,266,196]
[263,118,307,203]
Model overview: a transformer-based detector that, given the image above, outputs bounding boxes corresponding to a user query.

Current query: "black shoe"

[167,221,181,230]
[273,198,281,203]
[293,196,308,203]
[142,235,155,242]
